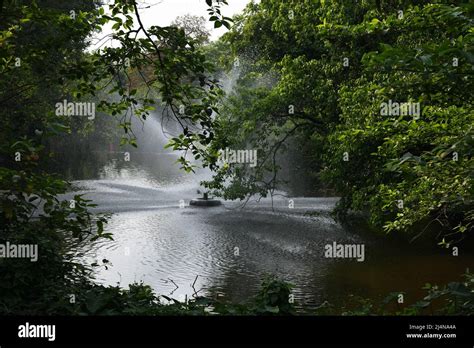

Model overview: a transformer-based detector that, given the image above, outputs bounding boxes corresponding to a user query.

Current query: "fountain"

[189,190,222,207]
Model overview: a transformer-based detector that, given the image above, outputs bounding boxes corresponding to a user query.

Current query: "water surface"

[58,153,473,310]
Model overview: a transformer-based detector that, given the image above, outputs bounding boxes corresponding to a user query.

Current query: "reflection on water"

[60,155,473,310]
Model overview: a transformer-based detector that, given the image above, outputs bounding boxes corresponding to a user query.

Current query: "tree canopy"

[202,0,473,245]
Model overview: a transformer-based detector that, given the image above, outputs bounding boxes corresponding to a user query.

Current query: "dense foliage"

[204,0,473,245]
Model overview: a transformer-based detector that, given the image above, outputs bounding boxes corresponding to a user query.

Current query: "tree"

[203,0,473,244]
[0,0,232,313]
[171,14,211,45]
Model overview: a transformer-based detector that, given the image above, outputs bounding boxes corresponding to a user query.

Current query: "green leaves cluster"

[205,0,473,244]
[324,3,473,242]
[206,0,233,30]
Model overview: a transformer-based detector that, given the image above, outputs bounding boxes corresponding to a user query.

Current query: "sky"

[91,0,256,49]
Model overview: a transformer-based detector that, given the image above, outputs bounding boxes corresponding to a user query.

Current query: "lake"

[57,151,473,311]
